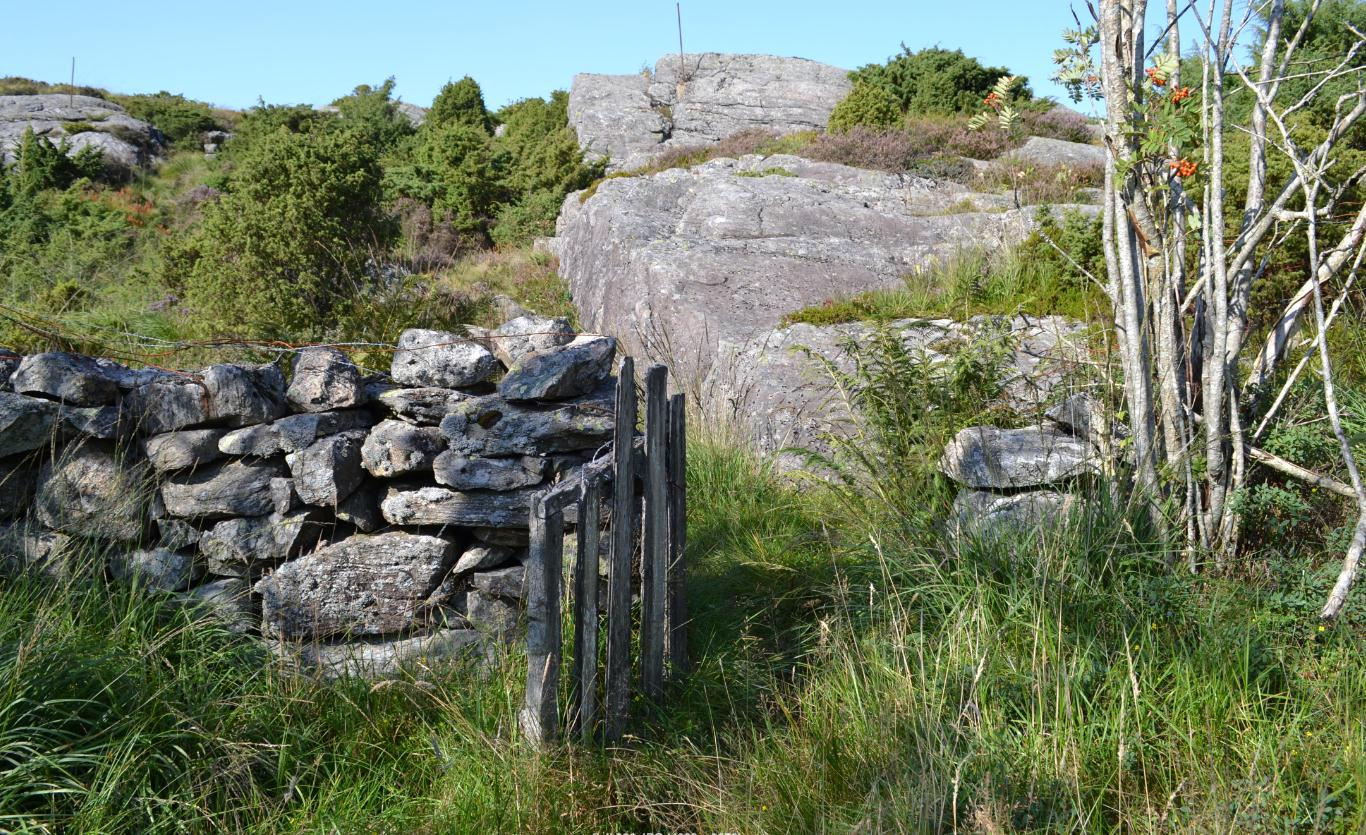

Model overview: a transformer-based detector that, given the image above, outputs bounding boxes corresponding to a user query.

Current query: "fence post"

[640,365,669,701]
[666,393,688,678]
[571,478,602,741]
[605,357,637,743]
[520,495,564,746]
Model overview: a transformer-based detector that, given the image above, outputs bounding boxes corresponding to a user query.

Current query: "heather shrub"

[977,156,1103,204]
[167,125,392,338]
[828,81,902,132]
[1018,106,1097,144]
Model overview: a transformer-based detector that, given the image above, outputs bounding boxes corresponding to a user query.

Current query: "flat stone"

[453,544,518,574]
[202,363,289,427]
[34,443,149,541]
[465,590,519,639]
[198,508,330,576]
[142,428,228,472]
[58,404,125,439]
[0,522,75,579]
[1008,136,1106,168]
[160,458,287,519]
[489,315,575,367]
[952,488,1077,538]
[11,352,124,406]
[175,578,256,634]
[432,452,547,491]
[109,547,202,591]
[125,375,210,434]
[391,329,499,388]
[276,628,485,679]
[155,517,202,550]
[336,482,385,532]
[256,531,458,639]
[218,408,376,457]
[471,564,526,599]
[939,425,1097,490]
[439,392,615,457]
[498,335,616,402]
[376,387,470,425]
[287,347,364,413]
[286,430,366,506]
[361,419,443,477]
[380,484,536,528]
[0,392,59,457]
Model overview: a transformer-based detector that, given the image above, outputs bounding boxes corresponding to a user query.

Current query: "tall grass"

[3,333,1365,832]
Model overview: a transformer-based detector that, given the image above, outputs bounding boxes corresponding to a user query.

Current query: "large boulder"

[952,488,1077,539]
[939,425,1097,490]
[255,531,457,639]
[285,430,366,506]
[489,316,575,367]
[34,443,150,541]
[376,387,469,425]
[202,363,289,427]
[198,509,329,577]
[0,95,164,179]
[1007,136,1106,169]
[433,452,547,491]
[0,393,58,457]
[360,419,443,477]
[553,153,1090,383]
[498,335,616,402]
[568,53,852,171]
[438,392,615,457]
[10,352,125,406]
[287,347,364,413]
[142,428,228,472]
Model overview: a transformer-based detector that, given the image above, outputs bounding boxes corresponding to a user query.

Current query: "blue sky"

[3,1,1123,112]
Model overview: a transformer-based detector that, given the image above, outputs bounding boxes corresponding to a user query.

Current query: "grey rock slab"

[453,544,518,574]
[286,430,366,506]
[376,387,469,425]
[381,484,536,529]
[35,443,149,542]
[554,154,1091,383]
[1008,136,1106,168]
[277,628,484,680]
[175,578,255,635]
[471,565,526,600]
[391,329,499,388]
[198,508,329,575]
[498,335,616,402]
[465,590,520,640]
[125,375,211,434]
[57,404,124,440]
[155,517,202,551]
[11,352,125,406]
[142,428,227,472]
[432,452,547,491]
[270,477,300,515]
[219,408,376,457]
[202,363,289,427]
[109,547,202,591]
[287,347,364,413]
[939,425,1098,490]
[0,522,76,579]
[255,531,458,639]
[160,458,287,520]
[489,315,575,368]
[439,392,615,457]
[0,392,59,457]
[336,481,385,532]
[360,419,443,477]
[0,95,163,177]
[952,489,1077,539]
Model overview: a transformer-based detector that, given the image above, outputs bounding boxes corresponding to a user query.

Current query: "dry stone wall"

[0,316,619,677]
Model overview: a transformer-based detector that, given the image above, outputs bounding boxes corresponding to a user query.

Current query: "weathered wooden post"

[520,495,565,745]
[604,357,637,742]
[640,364,669,701]
[571,479,602,741]
[666,392,688,678]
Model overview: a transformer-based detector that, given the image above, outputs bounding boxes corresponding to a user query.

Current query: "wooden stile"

[666,393,688,678]
[640,364,669,701]
[604,356,637,743]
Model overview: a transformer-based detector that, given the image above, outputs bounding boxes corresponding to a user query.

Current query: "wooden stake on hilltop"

[640,364,669,701]
[604,356,637,743]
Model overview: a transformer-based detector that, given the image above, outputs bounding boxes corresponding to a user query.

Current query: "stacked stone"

[0,317,619,677]
[937,394,1118,537]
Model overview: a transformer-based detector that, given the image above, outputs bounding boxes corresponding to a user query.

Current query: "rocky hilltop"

[568,53,851,171]
[0,94,164,178]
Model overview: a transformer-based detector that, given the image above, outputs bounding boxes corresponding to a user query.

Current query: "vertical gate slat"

[571,479,602,741]
[520,496,564,745]
[640,364,669,701]
[604,357,637,743]
[666,393,688,678]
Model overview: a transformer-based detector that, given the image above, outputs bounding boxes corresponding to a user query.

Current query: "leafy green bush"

[491,91,602,197]
[828,82,903,132]
[849,45,1030,116]
[113,92,219,147]
[166,125,391,338]
[330,78,415,152]
[385,122,498,239]
[7,129,105,195]
[427,76,492,133]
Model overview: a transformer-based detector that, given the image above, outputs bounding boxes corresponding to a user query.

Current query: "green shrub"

[850,45,1029,115]
[428,76,492,134]
[490,189,564,247]
[828,82,903,133]
[8,129,105,194]
[167,125,391,338]
[330,78,415,152]
[386,122,498,239]
[113,91,219,147]
[492,91,602,196]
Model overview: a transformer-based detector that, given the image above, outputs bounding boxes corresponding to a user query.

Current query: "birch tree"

[1054,0,1366,616]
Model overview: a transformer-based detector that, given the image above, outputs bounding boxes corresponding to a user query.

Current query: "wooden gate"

[519,359,688,745]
